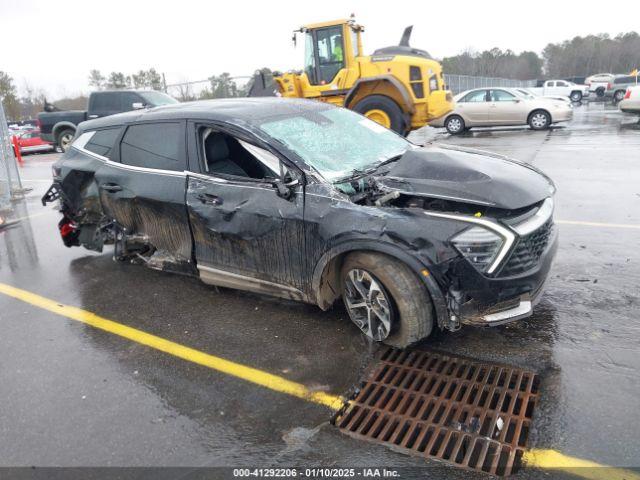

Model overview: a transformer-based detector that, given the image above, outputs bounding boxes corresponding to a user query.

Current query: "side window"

[199,127,279,180]
[119,92,142,111]
[461,90,487,103]
[556,81,568,87]
[546,81,554,87]
[120,122,185,171]
[490,90,516,102]
[350,29,359,57]
[84,127,122,157]
[315,26,344,84]
[91,93,118,112]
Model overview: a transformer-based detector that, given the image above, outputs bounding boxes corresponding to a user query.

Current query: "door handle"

[101,183,122,192]
[197,193,223,206]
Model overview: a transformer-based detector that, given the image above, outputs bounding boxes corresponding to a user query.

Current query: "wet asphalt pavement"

[1,103,639,478]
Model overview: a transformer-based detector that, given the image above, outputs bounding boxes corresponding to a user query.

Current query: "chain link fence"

[0,99,23,211]
[443,74,536,95]
[166,74,537,100]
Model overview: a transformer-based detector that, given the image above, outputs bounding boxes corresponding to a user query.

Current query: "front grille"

[335,348,539,476]
[500,219,553,276]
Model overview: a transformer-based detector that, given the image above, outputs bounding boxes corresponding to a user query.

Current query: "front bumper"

[620,99,640,113]
[552,108,573,122]
[448,223,558,327]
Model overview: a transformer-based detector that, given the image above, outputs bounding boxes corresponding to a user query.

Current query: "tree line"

[88,69,164,90]
[441,31,639,79]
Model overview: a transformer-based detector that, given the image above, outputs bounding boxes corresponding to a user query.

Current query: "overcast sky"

[2,0,639,99]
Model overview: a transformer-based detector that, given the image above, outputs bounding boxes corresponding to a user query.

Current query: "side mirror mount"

[273,178,293,199]
[272,166,301,200]
[132,102,145,110]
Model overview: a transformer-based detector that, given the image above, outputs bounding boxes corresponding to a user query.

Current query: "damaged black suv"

[43,98,557,347]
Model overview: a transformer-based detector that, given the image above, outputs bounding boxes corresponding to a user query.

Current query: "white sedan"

[431,87,573,134]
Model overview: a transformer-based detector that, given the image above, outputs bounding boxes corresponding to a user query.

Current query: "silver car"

[431,88,574,134]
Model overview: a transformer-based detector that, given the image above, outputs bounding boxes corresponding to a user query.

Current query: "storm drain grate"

[335,347,539,476]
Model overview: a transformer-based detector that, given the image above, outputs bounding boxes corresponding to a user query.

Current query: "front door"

[95,120,194,272]
[488,89,527,124]
[185,122,307,300]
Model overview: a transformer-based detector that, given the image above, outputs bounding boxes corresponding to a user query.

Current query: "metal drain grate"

[335,347,539,476]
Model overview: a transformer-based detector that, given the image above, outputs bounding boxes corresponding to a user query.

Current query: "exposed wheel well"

[445,113,464,124]
[315,251,349,310]
[345,78,414,116]
[318,249,433,307]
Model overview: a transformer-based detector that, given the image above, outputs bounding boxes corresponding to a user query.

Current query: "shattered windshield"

[259,108,410,182]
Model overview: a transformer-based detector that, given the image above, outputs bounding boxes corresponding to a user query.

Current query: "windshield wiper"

[333,166,377,184]
[333,153,405,184]
[375,153,404,169]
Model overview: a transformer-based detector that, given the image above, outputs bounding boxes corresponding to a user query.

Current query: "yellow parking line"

[0,282,637,479]
[0,283,344,411]
[523,449,640,480]
[557,219,640,230]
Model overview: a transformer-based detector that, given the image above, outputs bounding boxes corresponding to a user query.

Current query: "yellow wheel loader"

[251,17,453,135]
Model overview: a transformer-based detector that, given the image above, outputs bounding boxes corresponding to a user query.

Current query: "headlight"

[451,226,503,273]
[424,211,517,274]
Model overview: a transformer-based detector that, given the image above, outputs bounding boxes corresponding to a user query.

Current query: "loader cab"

[300,19,362,90]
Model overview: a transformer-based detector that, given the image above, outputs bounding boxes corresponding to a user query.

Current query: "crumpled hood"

[376,144,555,210]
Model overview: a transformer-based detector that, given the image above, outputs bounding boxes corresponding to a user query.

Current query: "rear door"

[185,121,307,299]
[456,89,489,124]
[95,120,194,272]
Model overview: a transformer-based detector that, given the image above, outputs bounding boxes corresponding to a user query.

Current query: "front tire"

[613,90,626,103]
[569,91,582,102]
[444,115,465,135]
[528,110,551,130]
[341,252,434,348]
[57,128,75,152]
[352,95,406,134]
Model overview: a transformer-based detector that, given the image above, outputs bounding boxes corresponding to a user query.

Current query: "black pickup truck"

[38,90,177,151]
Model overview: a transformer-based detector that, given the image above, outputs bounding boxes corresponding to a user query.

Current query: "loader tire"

[352,95,406,134]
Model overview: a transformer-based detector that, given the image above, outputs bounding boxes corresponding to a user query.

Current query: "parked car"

[528,80,590,102]
[13,129,54,155]
[431,88,573,134]
[586,73,616,96]
[42,98,558,347]
[619,86,640,114]
[606,75,639,102]
[38,90,177,152]
[514,89,573,107]
[586,73,615,84]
